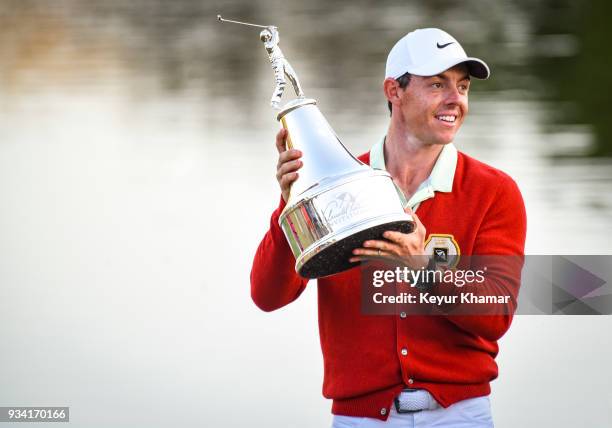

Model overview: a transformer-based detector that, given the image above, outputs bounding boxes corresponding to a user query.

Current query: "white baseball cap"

[385,28,490,80]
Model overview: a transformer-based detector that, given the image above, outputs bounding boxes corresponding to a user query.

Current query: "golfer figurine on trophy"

[216,15,304,108]
[217,15,414,278]
[259,26,305,109]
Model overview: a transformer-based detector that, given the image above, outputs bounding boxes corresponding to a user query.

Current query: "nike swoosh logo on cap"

[437,42,454,49]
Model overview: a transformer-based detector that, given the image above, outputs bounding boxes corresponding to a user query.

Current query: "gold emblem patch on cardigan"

[424,234,460,268]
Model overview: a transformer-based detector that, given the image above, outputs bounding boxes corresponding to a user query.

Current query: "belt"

[394,388,440,413]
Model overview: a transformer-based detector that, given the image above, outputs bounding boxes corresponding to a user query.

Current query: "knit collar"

[369,137,457,209]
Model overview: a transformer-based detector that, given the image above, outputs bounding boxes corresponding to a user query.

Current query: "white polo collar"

[369,138,457,209]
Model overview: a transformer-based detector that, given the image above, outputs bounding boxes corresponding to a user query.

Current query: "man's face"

[395,64,470,146]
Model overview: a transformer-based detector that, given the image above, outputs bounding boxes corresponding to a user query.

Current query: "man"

[251,28,526,427]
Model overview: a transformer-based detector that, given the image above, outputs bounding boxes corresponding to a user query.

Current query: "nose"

[444,85,467,110]
[443,85,464,106]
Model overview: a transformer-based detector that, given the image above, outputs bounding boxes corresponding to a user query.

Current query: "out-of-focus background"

[0,0,611,427]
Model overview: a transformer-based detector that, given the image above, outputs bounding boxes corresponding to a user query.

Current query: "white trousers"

[331,395,493,428]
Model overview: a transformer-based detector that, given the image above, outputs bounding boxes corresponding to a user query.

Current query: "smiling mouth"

[435,115,457,124]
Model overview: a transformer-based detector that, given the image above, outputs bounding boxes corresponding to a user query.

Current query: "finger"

[276,159,303,180]
[277,149,302,169]
[279,171,299,189]
[350,255,397,265]
[404,206,419,222]
[350,252,381,261]
[275,128,288,154]
[350,251,397,263]
[412,213,426,236]
[361,239,400,253]
[404,208,425,235]
[352,247,396,258]
[381,230,408,245]
[348,256,385,263]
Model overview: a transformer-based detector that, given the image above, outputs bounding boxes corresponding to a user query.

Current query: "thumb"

[405,206,420,222]
[405,206,423,230]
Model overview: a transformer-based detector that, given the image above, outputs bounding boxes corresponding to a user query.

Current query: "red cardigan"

[250,150,527,420]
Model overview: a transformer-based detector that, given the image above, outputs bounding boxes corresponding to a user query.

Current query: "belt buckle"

[394,389,423,414]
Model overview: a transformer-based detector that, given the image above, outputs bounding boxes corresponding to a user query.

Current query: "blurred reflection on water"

[0,1,611,428]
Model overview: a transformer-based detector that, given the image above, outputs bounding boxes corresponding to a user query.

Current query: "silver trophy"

[218,15,414,278]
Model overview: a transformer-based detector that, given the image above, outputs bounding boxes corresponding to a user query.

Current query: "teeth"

[437,115,456,123]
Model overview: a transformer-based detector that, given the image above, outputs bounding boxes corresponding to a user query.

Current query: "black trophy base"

[298,220,415,279]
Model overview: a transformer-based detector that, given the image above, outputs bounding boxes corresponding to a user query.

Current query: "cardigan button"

[401,348,408,356]
[408,378,414,385]
[399,311,407,318]
[380,407,387,416]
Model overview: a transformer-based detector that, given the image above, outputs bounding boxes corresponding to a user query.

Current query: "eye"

[431,82,442,89]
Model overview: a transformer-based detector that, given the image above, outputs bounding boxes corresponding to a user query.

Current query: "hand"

[275,128,303,202]
[349,207,429,270]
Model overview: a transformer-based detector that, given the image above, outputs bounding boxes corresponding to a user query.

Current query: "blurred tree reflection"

[1,0,610,156]
[529,0,612,156]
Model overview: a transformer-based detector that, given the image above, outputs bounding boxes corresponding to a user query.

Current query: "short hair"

[388,72,412,114]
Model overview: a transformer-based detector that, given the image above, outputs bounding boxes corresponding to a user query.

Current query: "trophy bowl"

[278,99,414,278]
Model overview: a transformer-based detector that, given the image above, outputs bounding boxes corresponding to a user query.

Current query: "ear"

[383,77,403,109]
